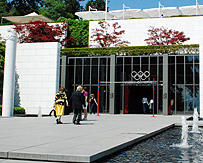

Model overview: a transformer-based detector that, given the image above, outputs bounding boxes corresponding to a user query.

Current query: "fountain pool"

[100,127,203,162]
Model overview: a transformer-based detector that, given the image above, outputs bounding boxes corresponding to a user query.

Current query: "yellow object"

[55,104,64,116]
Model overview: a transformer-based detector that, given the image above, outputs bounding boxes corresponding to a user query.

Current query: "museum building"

[60,48,199,115]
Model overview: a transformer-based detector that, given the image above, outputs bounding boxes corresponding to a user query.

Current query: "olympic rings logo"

[131,71,150,80]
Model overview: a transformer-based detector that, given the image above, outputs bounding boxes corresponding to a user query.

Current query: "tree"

[90,21,130,47]
[144,26,190,45]
[0,0,9,18]
[13,21,77,48]
[7,0,43,16]
[84,0,105,11]
[57,17,89,47]
[39,0,80,21]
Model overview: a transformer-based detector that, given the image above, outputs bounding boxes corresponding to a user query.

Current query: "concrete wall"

[200,40,203,118]
[89,16,203,46]
[15,42,60,115]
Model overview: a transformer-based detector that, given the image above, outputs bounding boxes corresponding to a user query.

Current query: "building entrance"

[127,86,154,114]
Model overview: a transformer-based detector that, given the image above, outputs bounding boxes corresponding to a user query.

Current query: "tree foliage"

[7,0,43,16]
[0,37,5,92]
[90,21,130,47]
[144,26,190,45]
[13,21,77,47]
[39,0,80,21]
[57,17,89,47]
[84,0,105,11]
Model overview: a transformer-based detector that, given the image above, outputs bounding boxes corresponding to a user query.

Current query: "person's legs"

[143,104,146,113]
[72,109,77,124]
[84,109,87,119]
[58,116,62,124]
[77,109,82,124]
[90,105,93,114]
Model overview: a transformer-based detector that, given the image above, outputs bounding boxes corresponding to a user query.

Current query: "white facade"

[15,42,60,114]
[89,16,203,46]
[200,40,203,117]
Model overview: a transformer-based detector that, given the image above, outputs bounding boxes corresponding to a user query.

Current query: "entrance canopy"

[179,5,203,15]
[109,9,149,19]
[75,11,114,20]
[143,7,181,18]
[2,12,54,23]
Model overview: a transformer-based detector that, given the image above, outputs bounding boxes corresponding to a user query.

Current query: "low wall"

[89,16,203,46]
[15,42,60,115]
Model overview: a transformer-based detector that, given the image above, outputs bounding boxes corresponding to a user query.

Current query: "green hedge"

[0,106,25,115]
[61,44,199,56]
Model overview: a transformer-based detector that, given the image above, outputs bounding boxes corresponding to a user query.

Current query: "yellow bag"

[55,104,65,116]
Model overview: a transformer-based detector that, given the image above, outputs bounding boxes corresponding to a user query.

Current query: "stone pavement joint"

[0,114,196,163]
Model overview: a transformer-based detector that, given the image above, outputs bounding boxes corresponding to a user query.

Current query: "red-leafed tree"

[90,21,130,47]
[13,21,77,48]
[144,26,190,45]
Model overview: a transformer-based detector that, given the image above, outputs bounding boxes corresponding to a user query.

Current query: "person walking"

[149,99,153,114]
[89,94,98,114]
[82,87,88,121]
[142,97,148,114]
[54,87,68,124]
[69,85,85,125]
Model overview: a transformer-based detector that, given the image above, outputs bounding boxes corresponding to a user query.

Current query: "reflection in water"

[101,127,203,162]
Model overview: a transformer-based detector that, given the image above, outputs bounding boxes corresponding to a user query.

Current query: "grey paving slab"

[0,114,194,162]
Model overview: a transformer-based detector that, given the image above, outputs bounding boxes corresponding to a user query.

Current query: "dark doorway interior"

[128,86,154,114]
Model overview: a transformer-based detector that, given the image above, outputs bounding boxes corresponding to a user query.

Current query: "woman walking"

[89,94,98,114]
[54,87,68,124]
[82,87,88,120]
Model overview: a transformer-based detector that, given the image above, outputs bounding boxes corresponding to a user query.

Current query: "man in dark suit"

[69,85,85,125]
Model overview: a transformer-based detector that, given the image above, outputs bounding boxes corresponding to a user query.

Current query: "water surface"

[100,127,203,162]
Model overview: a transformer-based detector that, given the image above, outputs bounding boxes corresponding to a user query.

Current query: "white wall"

[15,42,60,115]
[89,16,203,46]
[200,40,203,118]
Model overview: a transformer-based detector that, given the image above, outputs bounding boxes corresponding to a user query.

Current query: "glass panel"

[124,57,131,81]
[84,58,90,84]
[100,58,106,82]
[169,56,175,84]
[117,58,123,81]
[67,59,74,89]
[133,57,140,72]
[185,86,193,112]
[194,56,199,63]
[186,64,193,84]
[99,86,106,113]
[195,85,200,112]
[195,64,199,84]
[176,56,184,84]
[141,57,148,72]
[76,58,82,84]
[107,58,110,82]
[159,57,163,82]
[185,56,193,63]
[150,57,157,81]
[92,58,98,84]
[169,86,175,113]
[176,85,184,112]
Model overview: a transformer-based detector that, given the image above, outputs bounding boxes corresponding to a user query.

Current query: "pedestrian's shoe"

[73,121,76,124]
[76,122,81,125]
[56,119,59,124]
[59,121,63,124]
[83,118,87,121]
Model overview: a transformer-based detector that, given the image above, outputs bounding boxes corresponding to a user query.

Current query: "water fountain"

[170,116,191,148]
[191,108,200,133]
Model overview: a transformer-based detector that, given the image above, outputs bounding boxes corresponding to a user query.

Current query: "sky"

[79,0,203,11]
